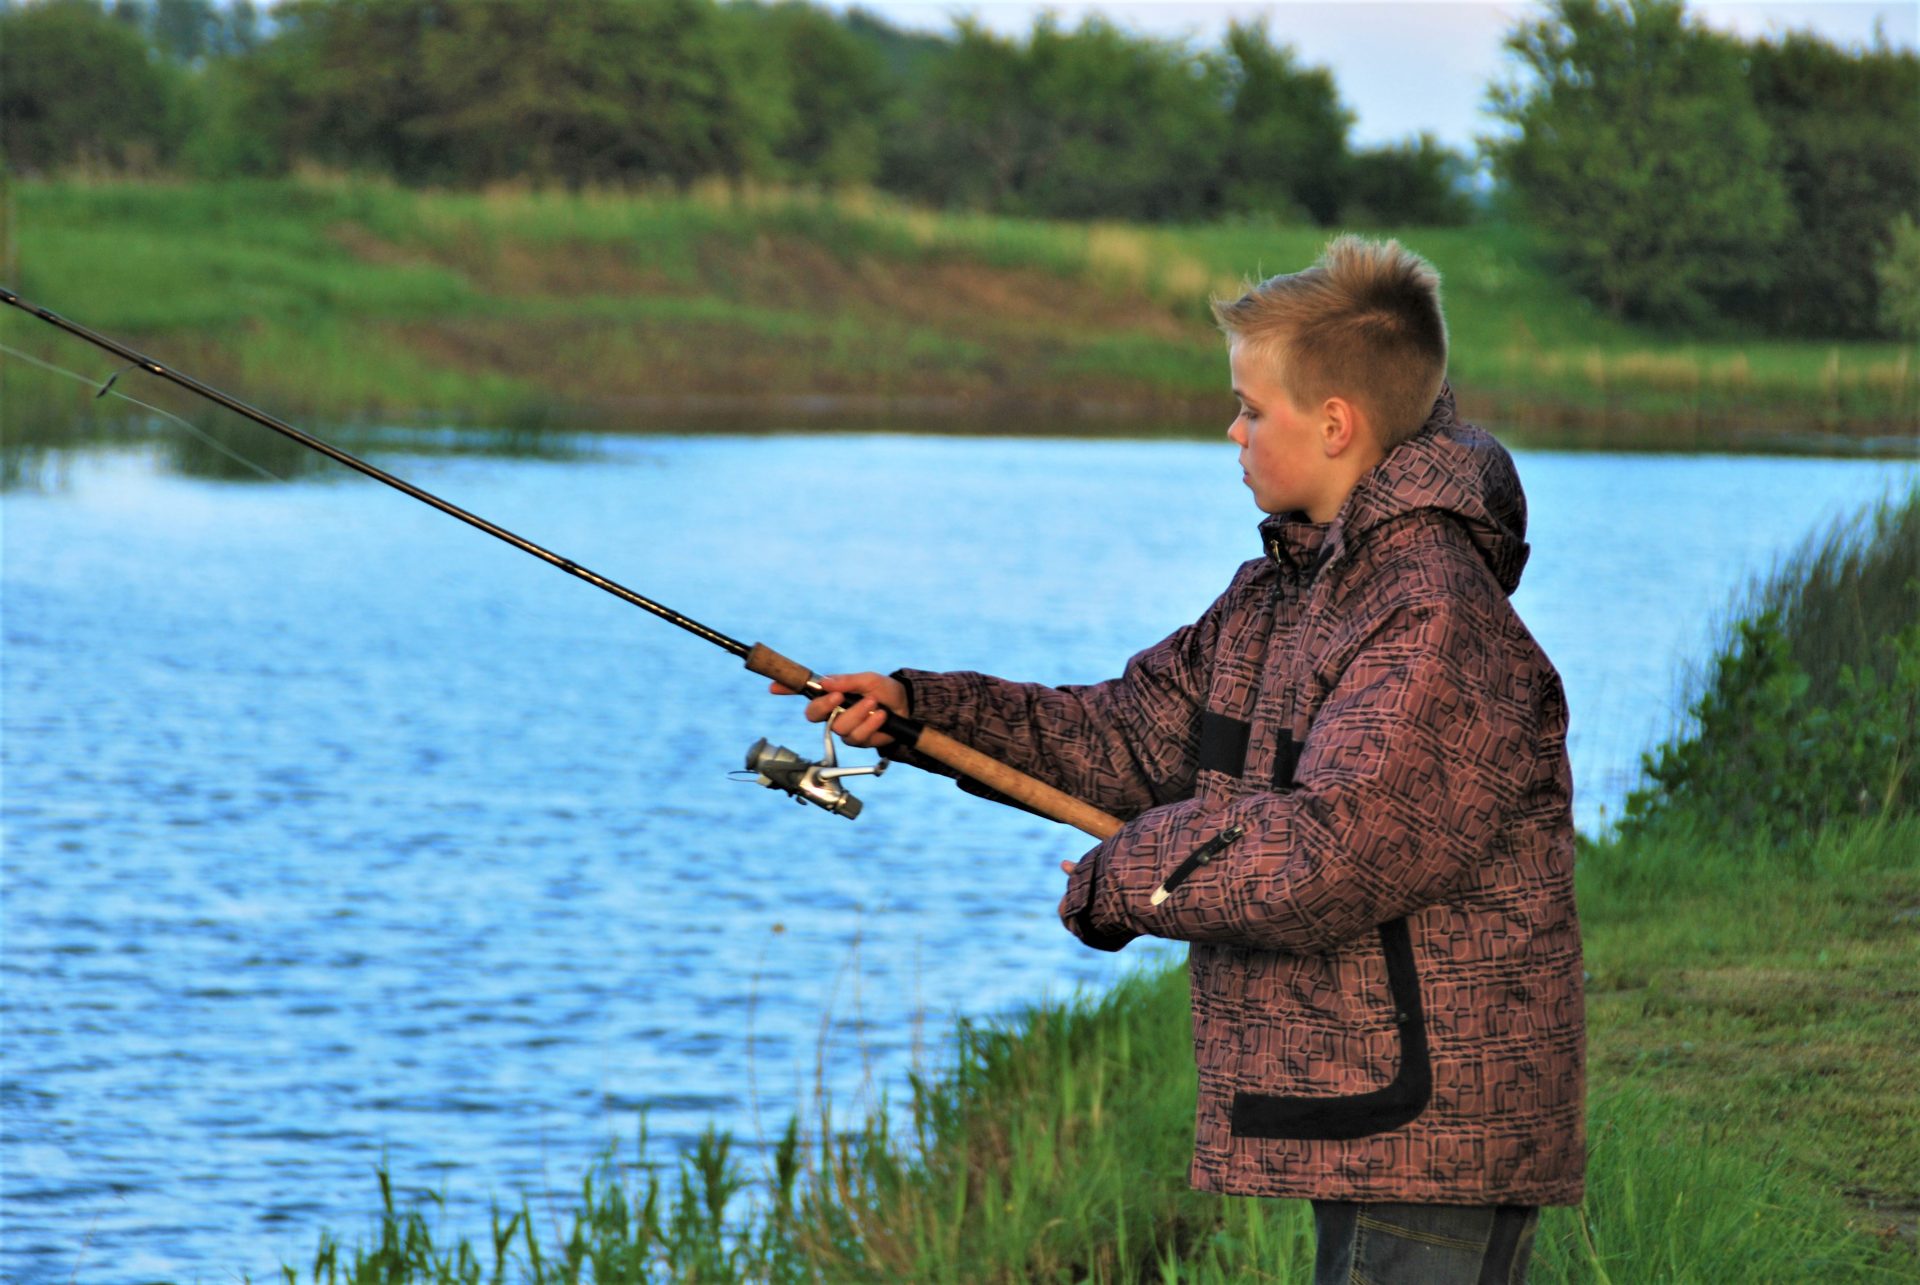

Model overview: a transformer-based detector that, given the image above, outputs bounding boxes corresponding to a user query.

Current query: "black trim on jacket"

[1229,918,1434,1140]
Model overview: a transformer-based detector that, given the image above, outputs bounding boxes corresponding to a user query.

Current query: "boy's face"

[1227,342,1341,519]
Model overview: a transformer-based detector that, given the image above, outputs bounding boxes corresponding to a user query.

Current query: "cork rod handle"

[908,724,1124,840]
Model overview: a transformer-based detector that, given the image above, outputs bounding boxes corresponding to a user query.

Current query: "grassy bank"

[3,177,1914,451]
[276,488,1917,1280]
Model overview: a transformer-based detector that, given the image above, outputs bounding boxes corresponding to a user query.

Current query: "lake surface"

[2,431,1910,1281]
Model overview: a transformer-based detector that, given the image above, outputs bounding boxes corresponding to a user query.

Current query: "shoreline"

[7,379,1915,464]
[3,178,1914,459]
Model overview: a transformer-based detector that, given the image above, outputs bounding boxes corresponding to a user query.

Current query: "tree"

[751,1,892,186]
[1487,0,1791,326]
[1219,21,1352,225]
[150,0,218,62]
[414,0,788,186]
[1015,15,1226,221]
[1346,134,1475,226]
[177,25,308,177]
[264,0,460,181]
[0,0,184,174]
[265,0,788,187]
[1733,33,1920,337]
[905,19,1033,210]
[1876,213,1920,340]
[903,16,1227,221]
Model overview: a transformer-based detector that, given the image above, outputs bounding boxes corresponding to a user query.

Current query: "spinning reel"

[741,708,889,819]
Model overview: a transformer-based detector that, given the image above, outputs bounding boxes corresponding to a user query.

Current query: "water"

[2,432,1909,1281]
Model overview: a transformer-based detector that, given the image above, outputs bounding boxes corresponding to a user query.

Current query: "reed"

[1751,486,1920,708]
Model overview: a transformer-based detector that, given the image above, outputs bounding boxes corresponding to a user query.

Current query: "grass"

[3,176,1914,449]
[276,819,1919,1282]
[268,486,1920,1279]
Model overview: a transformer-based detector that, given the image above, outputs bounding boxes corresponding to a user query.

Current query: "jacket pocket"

[1229,918,1432,1140]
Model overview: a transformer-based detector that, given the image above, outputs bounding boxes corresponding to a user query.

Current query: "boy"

[781,237,1584,1283]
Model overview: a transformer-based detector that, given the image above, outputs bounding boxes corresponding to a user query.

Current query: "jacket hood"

[1260,384,1531,595]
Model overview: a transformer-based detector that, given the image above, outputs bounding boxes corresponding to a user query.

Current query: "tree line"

[0,0,1471,224]
[2,0,1914,338]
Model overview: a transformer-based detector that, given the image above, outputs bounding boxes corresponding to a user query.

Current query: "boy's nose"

[1227,418,1247,446]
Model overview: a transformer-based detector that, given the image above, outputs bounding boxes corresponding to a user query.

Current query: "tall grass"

[277,489,1920,1280]
[1758,487,1920,707]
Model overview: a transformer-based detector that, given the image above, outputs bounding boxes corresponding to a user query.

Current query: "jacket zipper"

[1150,823,1247,906]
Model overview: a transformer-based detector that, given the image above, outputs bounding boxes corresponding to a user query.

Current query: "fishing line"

[0,340,286,481]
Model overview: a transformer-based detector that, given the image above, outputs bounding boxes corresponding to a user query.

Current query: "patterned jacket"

[893,389,1585,1205]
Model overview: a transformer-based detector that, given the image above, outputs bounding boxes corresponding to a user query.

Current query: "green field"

[3,178,1914,451]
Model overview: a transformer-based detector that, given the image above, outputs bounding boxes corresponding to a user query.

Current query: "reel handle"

[745,643,1124,841]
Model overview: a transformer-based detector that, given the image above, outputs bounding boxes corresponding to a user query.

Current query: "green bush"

[1622,610,1918,844]
[1488,0,1791,327]
[1876,212,1920,340]
[0,0,188,174]
[1621,487,1920,844]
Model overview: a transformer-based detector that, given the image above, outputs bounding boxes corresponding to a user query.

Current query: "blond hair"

[1212,236,1447,448]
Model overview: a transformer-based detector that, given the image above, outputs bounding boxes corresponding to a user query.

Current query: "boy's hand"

[767,671,908,748]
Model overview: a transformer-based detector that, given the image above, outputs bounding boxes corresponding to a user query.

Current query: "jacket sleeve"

[1059,591,1537,954]
[886,573,1247,821]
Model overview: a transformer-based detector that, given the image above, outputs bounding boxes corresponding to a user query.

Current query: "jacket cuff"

[877,668,993,783]
[888,668,975,729]
[876,669,955,777]
[1058,846,1138,953]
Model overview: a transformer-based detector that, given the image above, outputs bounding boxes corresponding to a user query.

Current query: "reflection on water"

[158,417,593,481]
[1,431,1910,1282]
[0,343,591,492]
[3,405,593,490]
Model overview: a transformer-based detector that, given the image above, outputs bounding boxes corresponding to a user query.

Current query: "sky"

[830,1,1918,149]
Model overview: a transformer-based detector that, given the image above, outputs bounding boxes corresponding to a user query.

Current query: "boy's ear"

[1319,396,1368,458]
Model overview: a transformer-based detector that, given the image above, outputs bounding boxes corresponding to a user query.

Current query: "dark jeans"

[1312,1201,1539,1285]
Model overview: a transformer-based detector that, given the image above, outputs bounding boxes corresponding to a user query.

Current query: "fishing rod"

[1,285,1122,839]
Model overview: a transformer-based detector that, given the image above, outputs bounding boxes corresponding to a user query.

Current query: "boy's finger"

[847,709,894,748]
[841,697,888,731]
